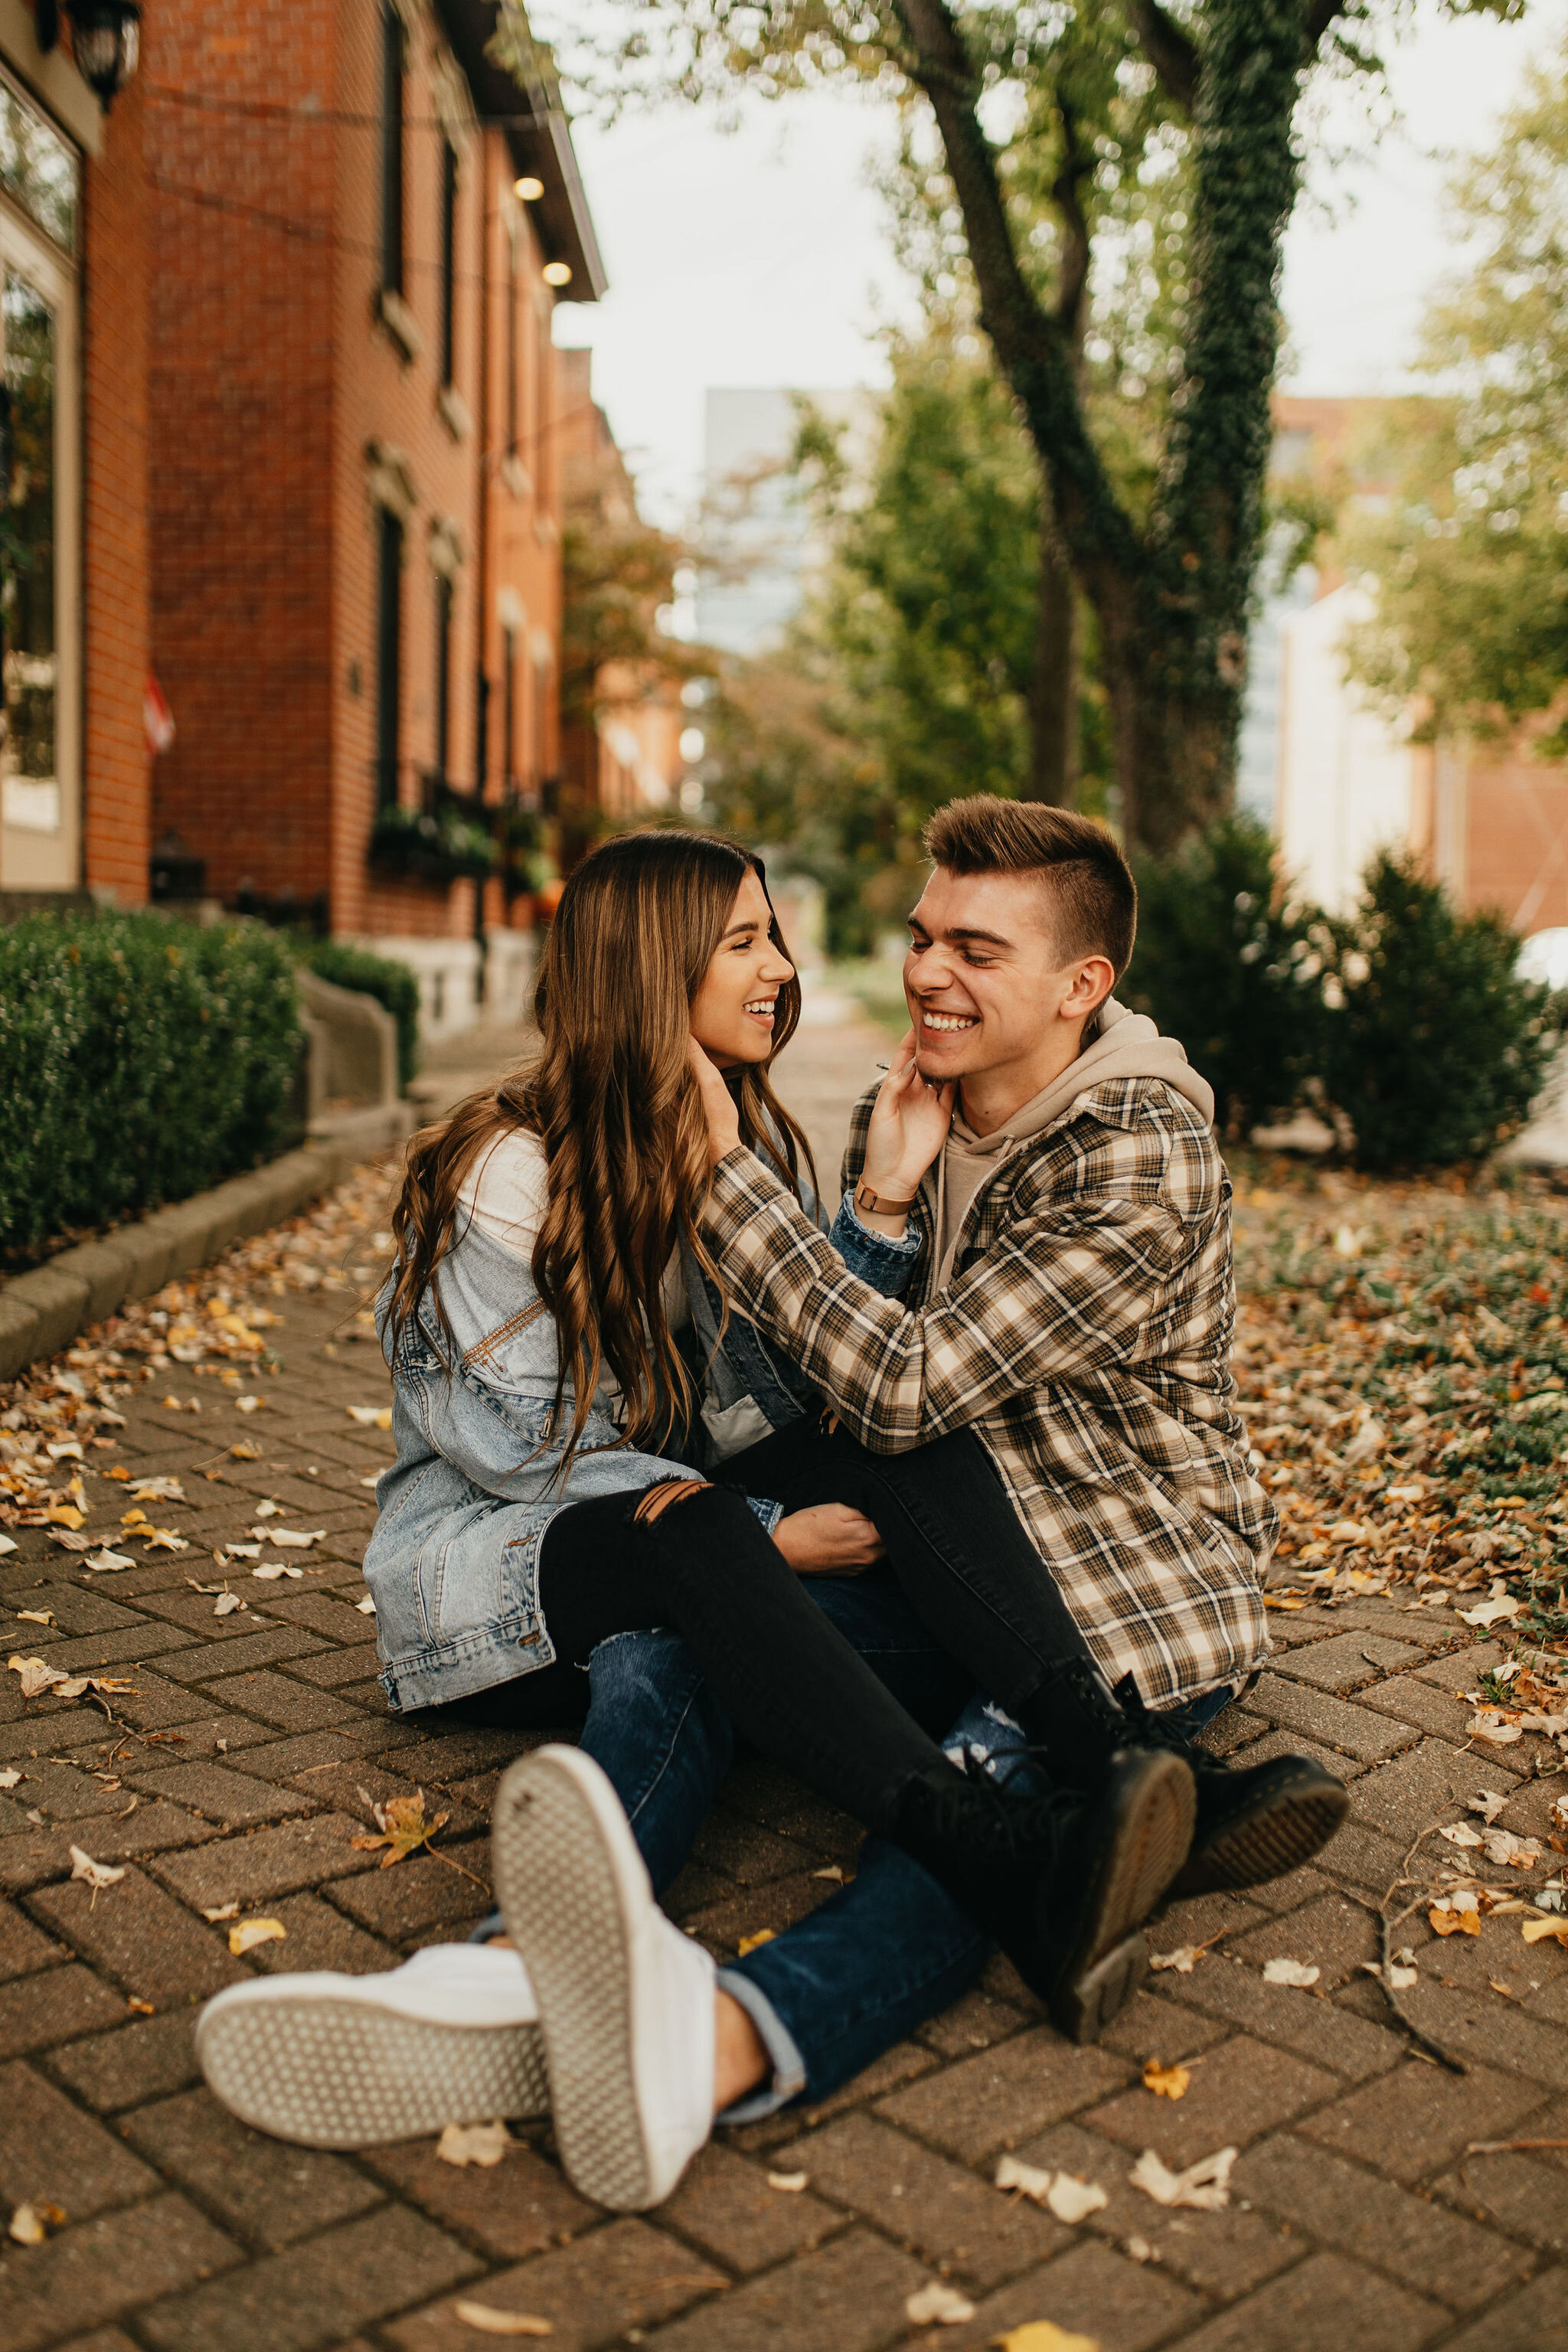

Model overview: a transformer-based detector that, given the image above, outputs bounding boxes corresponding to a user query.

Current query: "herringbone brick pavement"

[2,1007,1564,2350]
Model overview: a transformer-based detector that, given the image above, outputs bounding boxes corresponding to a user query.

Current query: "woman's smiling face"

[689,868,796,1070]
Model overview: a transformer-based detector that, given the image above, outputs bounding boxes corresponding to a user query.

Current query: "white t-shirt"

[456,1130,691,1334]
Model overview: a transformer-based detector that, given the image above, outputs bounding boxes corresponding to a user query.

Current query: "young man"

[198,798,1344,2207]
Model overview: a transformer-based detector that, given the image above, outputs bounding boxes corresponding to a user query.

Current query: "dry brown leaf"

[436,2120,511,2167]
[1129,2146,1236,2211]
[1262,1958,1321,1988]
[995,2156,1108,2223]
[8,2200,66,2245]
[905,2279,976,2326]
[228,1917,286,1956]
[349,1790,450,1868]
[451,2305,552,2337]
[69,1847,126,1892]
[8,1655,61,1700]
[1431,1902,1482,1937]
[1142,2058,1190,2100]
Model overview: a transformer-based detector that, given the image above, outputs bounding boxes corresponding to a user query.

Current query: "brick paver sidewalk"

[2,1009,1565,2351]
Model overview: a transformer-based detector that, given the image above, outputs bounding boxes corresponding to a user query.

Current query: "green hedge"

[0,912,302,1261]
[1127,822,1558,1168]
[294,937,421,1092]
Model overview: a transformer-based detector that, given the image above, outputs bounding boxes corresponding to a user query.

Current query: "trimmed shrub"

[0,912,301,1262]
[1124,814,1326,1138]
[1321,851,1557,1171]
[294,937,421,1092]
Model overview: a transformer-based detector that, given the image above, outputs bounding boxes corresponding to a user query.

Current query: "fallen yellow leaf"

[349,1790,449,1867]
[737,1929,777,1957]
[991,2326,1101,2352]
[1430,1906,1482,1937]
[1142,2058,1191,2100]
[1522,1917,1568,1946]
[228,1917,286,1957]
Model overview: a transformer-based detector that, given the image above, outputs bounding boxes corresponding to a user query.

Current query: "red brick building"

[145,0,603,1029]
[0,3,149,910]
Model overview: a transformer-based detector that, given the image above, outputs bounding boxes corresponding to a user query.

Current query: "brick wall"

[150,0,570,941]
[146,1,338,911]
[82,54,151,901]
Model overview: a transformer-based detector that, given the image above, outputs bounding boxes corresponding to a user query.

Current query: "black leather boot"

[1107,1676,1350,1897]
[887,1746,1196,2043]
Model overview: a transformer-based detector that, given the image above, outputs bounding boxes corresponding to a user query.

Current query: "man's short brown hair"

[922,795,1137,976]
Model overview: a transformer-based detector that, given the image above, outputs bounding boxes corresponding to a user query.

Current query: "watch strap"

[855,1178,918,1216]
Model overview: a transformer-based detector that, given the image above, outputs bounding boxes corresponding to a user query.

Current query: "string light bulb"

[542,261,573,287]
[513,176,544,201]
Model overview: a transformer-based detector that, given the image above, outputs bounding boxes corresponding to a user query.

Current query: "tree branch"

[1051,99,1093,346]
[1125,1,1200,114]
[892,0,1140,586]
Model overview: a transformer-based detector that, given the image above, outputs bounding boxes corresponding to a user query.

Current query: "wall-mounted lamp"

[513,175,544,201]
[35,1,142,109]
[542,261,572,288]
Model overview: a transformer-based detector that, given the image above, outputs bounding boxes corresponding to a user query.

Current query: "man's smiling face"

[903,865,1114,1120]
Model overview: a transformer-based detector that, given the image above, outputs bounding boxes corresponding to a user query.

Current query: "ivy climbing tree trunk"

[1025,502,1077,805]
[895,0,1318,846]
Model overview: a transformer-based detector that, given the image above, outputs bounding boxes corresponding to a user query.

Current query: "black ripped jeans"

[436,1419,1106,1834]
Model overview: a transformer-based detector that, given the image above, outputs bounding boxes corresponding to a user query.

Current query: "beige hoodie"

[931,996,1215,1292]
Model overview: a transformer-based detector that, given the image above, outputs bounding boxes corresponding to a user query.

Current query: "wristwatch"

[854,1179,918,1217]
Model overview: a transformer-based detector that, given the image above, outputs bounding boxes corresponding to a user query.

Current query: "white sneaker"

[491,1744,716,2210]
[195,1942,548,2149]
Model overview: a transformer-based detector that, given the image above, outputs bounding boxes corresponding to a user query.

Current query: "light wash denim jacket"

[367,1176,919,1711]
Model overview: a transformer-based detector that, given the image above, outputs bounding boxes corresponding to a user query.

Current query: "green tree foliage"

[1122,813,1325,1137]
[562,0,1523,847]
[1343,44,1568,748]
[704,339,1115,950]
[1321,853,1557,1171]
[0,915,301,1261]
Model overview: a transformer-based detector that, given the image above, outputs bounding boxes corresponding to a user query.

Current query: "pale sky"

[548,3,1568,525]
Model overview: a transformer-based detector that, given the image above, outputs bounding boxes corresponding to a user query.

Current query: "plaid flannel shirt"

[703,1075,1275,1707]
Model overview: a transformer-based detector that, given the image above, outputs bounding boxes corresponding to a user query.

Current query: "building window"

[0,70,77,253]
[439,141,456,387]
[375,506,402,808]
[0,93,79,887]
[380,4,403,298]
[433,571,452,787]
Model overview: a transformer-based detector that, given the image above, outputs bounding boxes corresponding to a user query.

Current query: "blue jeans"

[560,1574,1227,2119]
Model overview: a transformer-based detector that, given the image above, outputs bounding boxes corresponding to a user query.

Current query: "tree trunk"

[1097,574,1240,852]
[1024,495,1077,804]
[896,0,1308,851]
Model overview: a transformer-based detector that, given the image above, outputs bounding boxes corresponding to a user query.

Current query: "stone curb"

[0,1103,411,1384]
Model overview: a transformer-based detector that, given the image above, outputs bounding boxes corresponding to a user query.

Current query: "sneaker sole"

[195,1994,548,2150]
[491,1747,660,2211]
[1169,1766,1350,1899]
[1050,1749,1195,2045]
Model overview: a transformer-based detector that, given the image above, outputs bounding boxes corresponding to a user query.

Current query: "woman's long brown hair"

[385,830,817,1475]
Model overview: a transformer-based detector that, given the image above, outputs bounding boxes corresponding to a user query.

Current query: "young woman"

[358,829,1196,2028]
